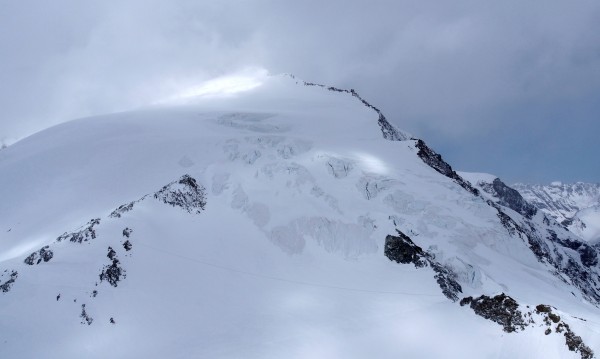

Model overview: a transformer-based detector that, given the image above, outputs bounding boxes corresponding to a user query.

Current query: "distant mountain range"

[514,182,600,243]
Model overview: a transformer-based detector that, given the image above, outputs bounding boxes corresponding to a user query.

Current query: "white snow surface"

[0,76,598,358]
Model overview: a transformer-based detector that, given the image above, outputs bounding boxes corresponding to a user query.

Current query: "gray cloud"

[1,0,599,182]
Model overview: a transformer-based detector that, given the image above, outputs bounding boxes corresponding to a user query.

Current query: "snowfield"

[0,75,598,358]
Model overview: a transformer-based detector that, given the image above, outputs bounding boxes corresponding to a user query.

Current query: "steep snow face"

[0,76,599,358]
[514,182,600,243]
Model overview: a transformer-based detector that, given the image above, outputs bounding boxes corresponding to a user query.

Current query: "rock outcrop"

[385,231,462,302]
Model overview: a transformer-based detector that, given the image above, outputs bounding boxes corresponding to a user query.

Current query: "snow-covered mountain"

[514,182,600,243]
[0,75,598,358]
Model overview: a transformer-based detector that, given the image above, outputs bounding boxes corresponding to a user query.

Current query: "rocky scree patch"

[154,175,207,214]
[99,247,126,287]
[24,246,54,265]
[109,199,143,218]
[458,296,594,359]
[0,270,18,293]
[460,293,527,333]
[80,304,93,325]
[56,218,101,243]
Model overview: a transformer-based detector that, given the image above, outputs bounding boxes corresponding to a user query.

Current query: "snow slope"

[1,75,598,358]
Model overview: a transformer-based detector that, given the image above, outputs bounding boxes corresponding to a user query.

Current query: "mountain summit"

[0,75,598,358]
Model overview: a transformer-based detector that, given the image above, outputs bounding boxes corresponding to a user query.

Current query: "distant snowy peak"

[514,182,600,242]
[513,182,600,221]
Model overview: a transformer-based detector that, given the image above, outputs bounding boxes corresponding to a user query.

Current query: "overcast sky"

[1,0,599,183]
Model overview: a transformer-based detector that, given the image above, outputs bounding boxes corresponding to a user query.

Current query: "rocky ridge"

[298,77,409,142]
[2,174,207,327]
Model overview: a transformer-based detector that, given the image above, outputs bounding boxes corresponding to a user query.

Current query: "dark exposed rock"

[56,218,100,243]
[99,247,125,287]
[384,233,427,268]
[109,200,141,218]
[460,293,527,333]
[578,245,599,267]
[479,178,537,219]
[123,240,132,251]
[548,312,561,323]
[535,305,594,359]
[107,247,117,260]
[122,227,133,238]
[80,304,93,325]
[547,230,599,268]
[99,259,125,287]
[385,231,462,302]
[535,304,552,313]
[459,297,472,306]
[551,230,580,250]
[414,139,479,197]
[565,330,594,359]
[154,175,207,214]
[0,270,18,293]
[24,245,54,265]
[112,176,205,219]
[430,261,462,302]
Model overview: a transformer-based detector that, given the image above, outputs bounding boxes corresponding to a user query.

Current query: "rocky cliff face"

[481,178,537,219]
